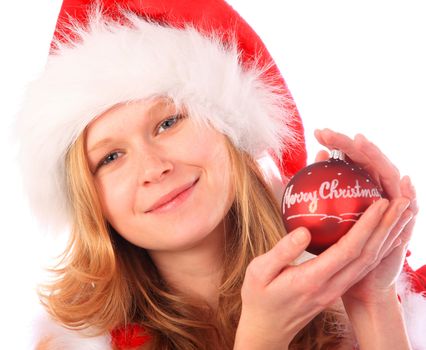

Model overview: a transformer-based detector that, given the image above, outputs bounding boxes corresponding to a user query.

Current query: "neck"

[147,222,225,309]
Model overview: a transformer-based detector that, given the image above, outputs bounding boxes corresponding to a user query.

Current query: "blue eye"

[157,114,185,134]
[97,151,122,170]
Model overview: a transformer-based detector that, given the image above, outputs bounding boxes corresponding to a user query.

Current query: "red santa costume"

[15,0,426,349]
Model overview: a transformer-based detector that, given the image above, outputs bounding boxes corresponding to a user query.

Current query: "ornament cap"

[330,149,345,161]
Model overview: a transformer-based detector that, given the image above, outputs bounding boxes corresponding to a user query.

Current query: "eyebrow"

[86,99,177,155]
[87,137,115,155]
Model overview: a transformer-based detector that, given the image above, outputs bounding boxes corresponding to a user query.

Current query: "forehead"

[85,97,177,139]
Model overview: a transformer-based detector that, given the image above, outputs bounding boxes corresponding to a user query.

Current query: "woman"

[17,0,426,349]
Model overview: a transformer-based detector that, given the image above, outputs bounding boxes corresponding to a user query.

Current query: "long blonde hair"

[38,122,353,349]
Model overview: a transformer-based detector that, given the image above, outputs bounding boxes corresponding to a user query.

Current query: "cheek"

[215,152,235,211]
[193,129,235,209]
[95,175,134,225]
[181,124,229,165]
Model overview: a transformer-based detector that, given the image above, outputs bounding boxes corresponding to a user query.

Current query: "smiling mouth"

[146,178,199,214]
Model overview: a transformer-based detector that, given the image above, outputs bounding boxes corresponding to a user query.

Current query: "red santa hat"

[16,0,306,233]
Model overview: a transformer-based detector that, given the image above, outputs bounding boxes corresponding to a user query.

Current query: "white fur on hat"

[15,7,298,232]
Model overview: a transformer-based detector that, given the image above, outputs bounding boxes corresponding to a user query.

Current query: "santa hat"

[15,0,306,233]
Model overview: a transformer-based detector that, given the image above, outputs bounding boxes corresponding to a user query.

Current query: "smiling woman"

[81,96,234,252]
[12,0,426,349]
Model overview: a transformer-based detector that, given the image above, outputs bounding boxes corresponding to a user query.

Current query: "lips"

[145,178,199,213]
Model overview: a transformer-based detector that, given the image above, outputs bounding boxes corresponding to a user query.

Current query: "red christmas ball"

[282,150,384,255]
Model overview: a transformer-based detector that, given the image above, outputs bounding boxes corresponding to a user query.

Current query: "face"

[85,97,235,252]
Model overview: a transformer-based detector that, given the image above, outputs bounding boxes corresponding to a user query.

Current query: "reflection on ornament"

[282,150,384,255]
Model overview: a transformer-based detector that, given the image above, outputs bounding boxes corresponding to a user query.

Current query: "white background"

[0,1,424,348]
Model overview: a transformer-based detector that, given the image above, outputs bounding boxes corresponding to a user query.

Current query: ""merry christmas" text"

[283,179,381,214]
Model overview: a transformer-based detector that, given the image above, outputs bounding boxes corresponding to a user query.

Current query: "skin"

[35,337,51,350]
[86,101,416,348]
[235,129,416,349]
[315,129,417,349]
[85,97,235,305]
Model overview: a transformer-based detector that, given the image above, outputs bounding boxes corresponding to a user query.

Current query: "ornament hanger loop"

[330,149,345,161]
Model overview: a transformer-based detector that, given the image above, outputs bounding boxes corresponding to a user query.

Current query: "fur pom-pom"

[397,272,426,350]
[30,306,112,350]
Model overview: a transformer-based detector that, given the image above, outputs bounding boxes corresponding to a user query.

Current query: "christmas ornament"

[282,150,384,255]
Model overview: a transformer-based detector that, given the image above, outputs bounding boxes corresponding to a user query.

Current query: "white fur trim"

[397,272,426,350]
[15,7,297,232]
[30,306,112,350]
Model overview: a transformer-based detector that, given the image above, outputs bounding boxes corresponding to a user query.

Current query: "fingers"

[314,129,370,165]
[314,129,401,199]
[401,175,418,216]
[270,198,404,309]
[360,198,413,273]
[301,199,389,280]
[357,200,410,286]
[315,129,418,262]
[319,198,410,293]
[367,198,410,254]
[353,133,401,198]
[393,175,418,247]
[247,227,311,286]
[315,150,330,162]
[379,208,413,258]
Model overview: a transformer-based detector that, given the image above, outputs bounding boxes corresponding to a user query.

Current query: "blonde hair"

[37,121,353,349]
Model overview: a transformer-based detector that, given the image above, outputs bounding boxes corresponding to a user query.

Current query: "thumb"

[254,227,311,286]
[315,150,330,162]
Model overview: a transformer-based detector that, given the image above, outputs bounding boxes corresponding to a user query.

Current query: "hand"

[235,195,404,349]
[313,128,419,304]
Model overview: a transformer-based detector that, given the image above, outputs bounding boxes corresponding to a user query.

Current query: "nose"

[136,151,173,185]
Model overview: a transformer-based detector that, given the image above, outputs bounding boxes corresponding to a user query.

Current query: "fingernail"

[379,199,389,214]
[406,176,415,190]
[314,129,323,136]
[398,199,411,213]
[402,210,414,224]
[291,228,309,245]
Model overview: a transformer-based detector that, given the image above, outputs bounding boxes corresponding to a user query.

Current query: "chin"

[147,223,220,253]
